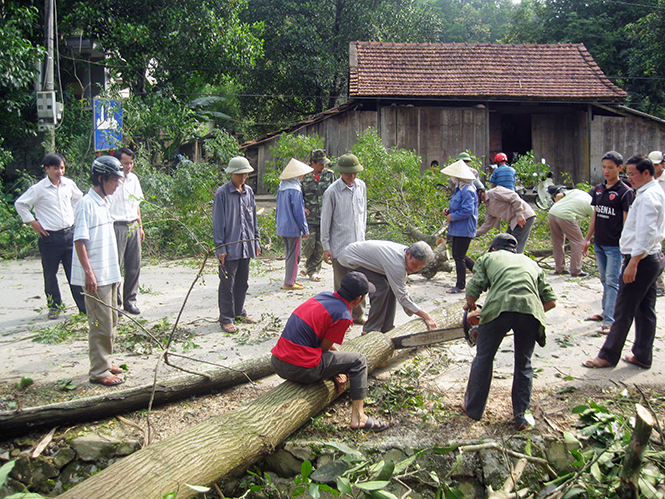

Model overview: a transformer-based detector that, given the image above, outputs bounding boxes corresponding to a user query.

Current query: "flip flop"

[110,365,124,375]
[446,287,465,294]
[599,324,611,334]
[582,357,613,369]
[221,322,237,333]
[586,314,603,322]
[622,355,651,369]
[48,311,59,320]
[238,316,258,324]
[90,374,124,386]
[351,416,390,432]
[283,282,304,290]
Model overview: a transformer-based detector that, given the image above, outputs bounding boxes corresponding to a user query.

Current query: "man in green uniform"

[300,149,337,281]
[462,234,557,430]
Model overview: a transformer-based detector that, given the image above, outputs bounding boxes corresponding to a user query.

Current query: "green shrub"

[264,133,326,193]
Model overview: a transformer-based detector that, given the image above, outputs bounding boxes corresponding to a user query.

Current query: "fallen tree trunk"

[58,303,467,499]
[0,354,275,435]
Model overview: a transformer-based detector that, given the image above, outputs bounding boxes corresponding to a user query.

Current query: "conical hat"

[440,159,476,180]
[280,158,314,180]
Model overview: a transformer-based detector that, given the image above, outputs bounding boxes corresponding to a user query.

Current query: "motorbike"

[533,158,567,210]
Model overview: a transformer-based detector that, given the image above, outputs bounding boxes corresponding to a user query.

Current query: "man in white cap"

[648,150,665,296]
[213,156,261,333]
[321,153,367,324]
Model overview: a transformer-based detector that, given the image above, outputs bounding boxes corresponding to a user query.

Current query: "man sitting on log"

[271,272,389,432]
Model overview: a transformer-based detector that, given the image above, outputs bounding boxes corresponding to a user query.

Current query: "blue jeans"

[595,244,622,325]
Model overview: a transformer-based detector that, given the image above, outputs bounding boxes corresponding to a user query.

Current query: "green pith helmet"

[457,152,472,162]
[225,156,254,174]
[335,154,364,173]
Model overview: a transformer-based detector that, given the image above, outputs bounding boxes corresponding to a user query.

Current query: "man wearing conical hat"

[212,157,261,333]
[321,154,368,324]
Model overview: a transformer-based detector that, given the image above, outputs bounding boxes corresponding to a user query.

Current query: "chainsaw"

[391,309,480,349]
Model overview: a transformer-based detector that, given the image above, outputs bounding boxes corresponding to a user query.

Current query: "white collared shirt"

[620,180,665,257]
[14,176,82,231]
[108,172,144,222]
[71,188,121,287]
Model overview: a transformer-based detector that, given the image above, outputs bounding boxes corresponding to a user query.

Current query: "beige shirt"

[476,186,536,236]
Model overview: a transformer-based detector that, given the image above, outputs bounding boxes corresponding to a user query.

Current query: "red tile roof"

[349,42,626,102]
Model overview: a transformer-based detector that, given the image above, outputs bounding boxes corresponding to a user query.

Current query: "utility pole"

[37,0,59,153]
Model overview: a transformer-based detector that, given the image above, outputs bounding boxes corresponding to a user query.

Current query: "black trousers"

[452,236,473,289]
[218,258,250,324]
[38,228,86,313]
[598,252,665,367]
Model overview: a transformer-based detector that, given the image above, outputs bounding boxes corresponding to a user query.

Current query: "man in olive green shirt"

[462,234,557,430]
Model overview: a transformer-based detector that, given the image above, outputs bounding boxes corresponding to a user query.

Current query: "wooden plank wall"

[532,112,587,184]
[589,115,665,184]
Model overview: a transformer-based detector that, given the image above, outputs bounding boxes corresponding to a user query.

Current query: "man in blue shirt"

[490,153,516,191]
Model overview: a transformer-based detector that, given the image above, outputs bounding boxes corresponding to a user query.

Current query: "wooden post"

[618,404,655,498]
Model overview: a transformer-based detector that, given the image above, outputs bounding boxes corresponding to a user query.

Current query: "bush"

[264,133,326,193]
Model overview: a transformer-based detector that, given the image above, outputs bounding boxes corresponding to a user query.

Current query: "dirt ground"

[1,252,665,439]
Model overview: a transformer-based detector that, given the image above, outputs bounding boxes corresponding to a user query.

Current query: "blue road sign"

[93,99,123,151]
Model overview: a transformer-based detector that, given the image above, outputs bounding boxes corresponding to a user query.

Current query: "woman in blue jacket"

[276,159,313,290]
[441,160,479,293]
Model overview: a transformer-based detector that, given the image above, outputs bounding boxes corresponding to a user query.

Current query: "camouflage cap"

[310,149,330,165]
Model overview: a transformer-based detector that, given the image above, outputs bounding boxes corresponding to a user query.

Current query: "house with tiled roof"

[243,42,665,192]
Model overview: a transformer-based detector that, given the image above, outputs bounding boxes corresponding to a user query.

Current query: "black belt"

[114,219,139,226]
[49,226,73,235]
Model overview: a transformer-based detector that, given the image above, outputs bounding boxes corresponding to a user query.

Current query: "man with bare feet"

[584,156,665,370]
[270,272,389,431]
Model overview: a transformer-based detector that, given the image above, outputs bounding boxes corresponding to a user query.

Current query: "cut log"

[57,303,467,499]
[0,354,275,436]
[618,403,655,499]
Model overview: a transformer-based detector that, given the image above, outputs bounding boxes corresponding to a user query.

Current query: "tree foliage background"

[2,0,665,258]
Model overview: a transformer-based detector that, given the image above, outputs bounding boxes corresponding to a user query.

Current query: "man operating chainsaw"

[461,234,557,430]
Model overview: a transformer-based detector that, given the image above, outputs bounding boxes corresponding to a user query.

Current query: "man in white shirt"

[14,153,86,318]
[584,155,665,370]
[72,156,125,386]
[109,148,144,315]
[648,150,665,296]
[321,153,367,324]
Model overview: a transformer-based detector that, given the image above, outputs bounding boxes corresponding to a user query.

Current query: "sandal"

[238,315,258,324]
[283,282,304,290]
[110,365,125,375]
[599,324,611,334]
[351,416,390,432]
[221,322,237,333]
[622,354,651,369]
[446,287,465,294]
[90,374,124,386]
[309,274,322,282]
[48,311,59,320]
[582,357,613,368]
[586,314,603,322]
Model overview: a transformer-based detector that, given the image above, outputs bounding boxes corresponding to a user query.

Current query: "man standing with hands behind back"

[109,148,144,315]
[15,153,86,319]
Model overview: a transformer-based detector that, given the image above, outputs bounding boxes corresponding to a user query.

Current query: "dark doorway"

[490,113,533,164]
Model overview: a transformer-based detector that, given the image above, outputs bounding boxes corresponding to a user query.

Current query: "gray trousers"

[86,283,118,379]
[464,311,540,426]
[114,221,141,309]
[271,352,368,401]
[355,266,396,334]
[507,215,535,254]
[218,258,250,324]
[282,236,301,286]
[332,258,365,321]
